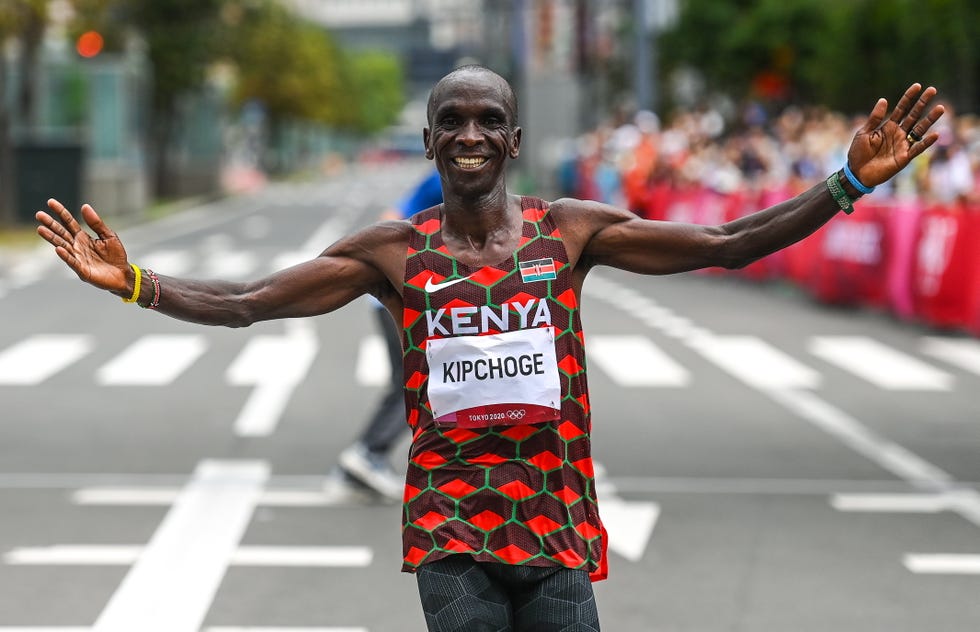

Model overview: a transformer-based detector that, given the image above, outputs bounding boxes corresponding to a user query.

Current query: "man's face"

[423,72,521,196]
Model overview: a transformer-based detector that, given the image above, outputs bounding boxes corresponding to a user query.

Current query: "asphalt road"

[1,160,978,631]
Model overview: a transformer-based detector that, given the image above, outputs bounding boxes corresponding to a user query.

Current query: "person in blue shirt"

[333,168,443,500]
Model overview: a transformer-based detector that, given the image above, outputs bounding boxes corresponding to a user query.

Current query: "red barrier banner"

[910,204,980,329]
[804,204,890,306]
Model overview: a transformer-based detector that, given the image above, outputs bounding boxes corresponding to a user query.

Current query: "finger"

[861,97,889,134]
[46,199,83,236]
[80,204,114,241]
[888,83,922,128]
[35,210,76,244]
[909,131,940,160]
[900,85,937,131]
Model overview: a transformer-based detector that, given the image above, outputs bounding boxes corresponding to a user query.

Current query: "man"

[37,66,943,631]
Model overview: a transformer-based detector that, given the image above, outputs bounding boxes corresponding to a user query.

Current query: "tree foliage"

[658,0,979,115]
[224,0,403,135]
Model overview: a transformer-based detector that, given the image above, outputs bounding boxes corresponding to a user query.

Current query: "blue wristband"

[843,162,875,195]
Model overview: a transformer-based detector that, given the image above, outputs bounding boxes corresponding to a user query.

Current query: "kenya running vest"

[400,196,607,579]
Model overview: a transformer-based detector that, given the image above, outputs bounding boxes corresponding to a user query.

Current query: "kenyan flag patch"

[519,258,558,282]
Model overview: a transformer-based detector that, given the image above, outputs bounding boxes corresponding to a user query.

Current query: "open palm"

[36,199,132,294]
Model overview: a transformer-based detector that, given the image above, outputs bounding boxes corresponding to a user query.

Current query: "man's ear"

[509,127,522,159]
[423,128,433,160]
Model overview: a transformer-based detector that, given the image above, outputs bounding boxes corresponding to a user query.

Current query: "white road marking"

[6,545,371,568]
[903,554,980,574]
[593,463,659,562]
[584,273,980,553]
[809,335,953,390]
[587,335,690,387]
[206,628,367,632]
[355,334,390,387]
[226,320,319,436]
[831,493,956,513]
[202,250,259,280]
[90,460,268,632]
[139,250,193,277]
[689,335,821,389]
[0,335,93,385]
[96,335,207,385]
[921,336,980,377]
[270,216,349,271]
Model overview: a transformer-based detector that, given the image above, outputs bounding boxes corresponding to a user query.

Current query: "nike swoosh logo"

[424,274,475,293]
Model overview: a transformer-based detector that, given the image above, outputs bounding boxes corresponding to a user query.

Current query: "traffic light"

[76,31,104,58]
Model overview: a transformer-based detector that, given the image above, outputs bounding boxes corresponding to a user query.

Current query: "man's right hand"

[36,199,133,296]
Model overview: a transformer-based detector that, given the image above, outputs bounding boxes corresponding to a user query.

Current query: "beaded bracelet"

[143,268,161,310]
[843,162,875,195]
[121,263,142,303]
[826,171,856,214]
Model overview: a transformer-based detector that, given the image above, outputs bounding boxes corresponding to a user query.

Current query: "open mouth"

[453,156,488,170]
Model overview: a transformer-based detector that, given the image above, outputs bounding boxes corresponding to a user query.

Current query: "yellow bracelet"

[121,263,142,303]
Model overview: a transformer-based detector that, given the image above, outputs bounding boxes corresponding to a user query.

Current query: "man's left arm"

[576,83,944,275]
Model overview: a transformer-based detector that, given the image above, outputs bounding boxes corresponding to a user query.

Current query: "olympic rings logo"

[506,409,527,421]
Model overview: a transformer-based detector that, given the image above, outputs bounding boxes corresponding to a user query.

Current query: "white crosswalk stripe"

[96,335,208,386]
[0,335,94,385]
[809,335,953,390]
[921,336,980,376]
[1,330,978,398]
[587,335,690,387]
[689,334,821,389]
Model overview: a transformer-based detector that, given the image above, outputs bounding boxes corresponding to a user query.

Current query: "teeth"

[455,157,486,168]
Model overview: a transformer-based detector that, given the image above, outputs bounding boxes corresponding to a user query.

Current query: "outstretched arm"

[573,83,944,275]
[36,199,394,327]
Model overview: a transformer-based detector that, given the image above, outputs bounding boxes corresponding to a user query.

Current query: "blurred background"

[2,2,980,631]
[1,0,978,331]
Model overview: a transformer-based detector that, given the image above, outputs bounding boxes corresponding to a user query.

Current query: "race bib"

[425,327,561,428]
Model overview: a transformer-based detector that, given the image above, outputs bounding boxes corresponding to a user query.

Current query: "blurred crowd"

[557,99,980,213]
[554,99,980,337]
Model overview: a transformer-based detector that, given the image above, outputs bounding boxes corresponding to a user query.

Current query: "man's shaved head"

[426,65,519,127]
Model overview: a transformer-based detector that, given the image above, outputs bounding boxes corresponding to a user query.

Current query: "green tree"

[658,0,979,117]
[347,50,405,134]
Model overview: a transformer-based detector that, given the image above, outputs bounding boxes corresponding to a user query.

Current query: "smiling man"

[36,65,944,631]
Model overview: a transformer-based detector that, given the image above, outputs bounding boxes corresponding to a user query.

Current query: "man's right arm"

[37,199,400,327]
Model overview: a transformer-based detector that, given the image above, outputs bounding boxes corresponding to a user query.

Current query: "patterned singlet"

[400,196,607,580]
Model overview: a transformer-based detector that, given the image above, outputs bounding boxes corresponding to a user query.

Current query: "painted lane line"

[903,554,980,574]
[73,487,344,506]
[206,628,367,632]
[587,335,690,387]
[689,335,821,390]
[0,335,94,385]
[202,250,259,280]
[355,334,390,387]
[584,273,980,535]
[809,335,953,390]
[226,320,319,437]
[139,249,193,277]
[96,335,207,385]
[764,388,954,490]
[232,546,372,567]
[6,545,372,568]
[270,216,349,271]
[921,336,980,377]
[91,460,268,632]
[831,493,957,513]
[592,463,659,562]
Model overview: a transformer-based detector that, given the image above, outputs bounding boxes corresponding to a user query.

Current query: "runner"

[36,65,943,631]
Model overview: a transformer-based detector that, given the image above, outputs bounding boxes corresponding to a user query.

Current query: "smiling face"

[423,67,522,198]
